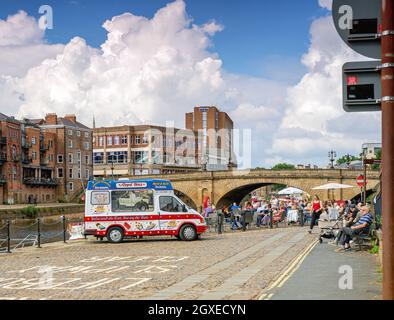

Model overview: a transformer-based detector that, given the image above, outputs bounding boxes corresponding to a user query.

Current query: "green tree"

[271,163,296,171]
[336,155,361,165]
[372,149,382,170]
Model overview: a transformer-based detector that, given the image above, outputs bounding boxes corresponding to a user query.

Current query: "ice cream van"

[83,179,208,243]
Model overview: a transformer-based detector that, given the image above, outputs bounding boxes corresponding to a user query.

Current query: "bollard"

[269,210,273,229]
[6,220,11,253]
[217,212,224,234]
[37,218,41,248]
[62,216,67,243]
[242,211,246,232]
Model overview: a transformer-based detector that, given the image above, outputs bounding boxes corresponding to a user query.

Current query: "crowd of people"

[202,193,374,251]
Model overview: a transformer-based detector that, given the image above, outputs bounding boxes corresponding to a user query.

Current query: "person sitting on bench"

[335,204,373,252]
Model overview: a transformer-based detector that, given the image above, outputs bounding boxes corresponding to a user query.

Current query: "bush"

[21,206,39,219]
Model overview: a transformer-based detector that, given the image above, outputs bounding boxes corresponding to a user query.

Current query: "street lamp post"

[328,150,337,169]
[345,154,352,167]
[109,160,114,180]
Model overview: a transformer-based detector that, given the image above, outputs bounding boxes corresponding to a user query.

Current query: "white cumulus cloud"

[0,0,381,169]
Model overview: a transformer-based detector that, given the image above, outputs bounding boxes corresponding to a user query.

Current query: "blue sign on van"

[87,179,173,191]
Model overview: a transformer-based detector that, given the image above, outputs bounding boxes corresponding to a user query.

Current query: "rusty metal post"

[381,0,394,300]
[363,160,367,205]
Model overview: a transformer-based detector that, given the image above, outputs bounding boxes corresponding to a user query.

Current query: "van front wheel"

[107,227,124,243]
[179,224,197,241]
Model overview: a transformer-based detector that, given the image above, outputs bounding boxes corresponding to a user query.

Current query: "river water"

[0,214,84,251]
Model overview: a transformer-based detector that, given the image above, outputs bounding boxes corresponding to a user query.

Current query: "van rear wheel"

[179,224,197,241]
[107,227,124,243]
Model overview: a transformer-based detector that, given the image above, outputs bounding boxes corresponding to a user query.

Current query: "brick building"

[0,113,92,204]
[35,114,93,201]
[93,125,201,178]
[186,106,234,170]
[0,113,22,204]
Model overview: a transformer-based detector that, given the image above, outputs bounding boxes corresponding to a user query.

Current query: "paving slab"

[270,243,381,300]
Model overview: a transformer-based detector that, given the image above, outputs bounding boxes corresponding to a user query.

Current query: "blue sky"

[1,0,330,83]
[3,0,379,168]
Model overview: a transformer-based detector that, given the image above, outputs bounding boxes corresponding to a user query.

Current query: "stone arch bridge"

[145,169,380,209]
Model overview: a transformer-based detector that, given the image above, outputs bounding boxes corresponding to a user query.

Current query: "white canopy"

[277,187,305,195]
[312,183,354,190]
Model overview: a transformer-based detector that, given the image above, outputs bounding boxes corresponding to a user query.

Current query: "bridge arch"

[215,182,309,208]
[174,189,197,210]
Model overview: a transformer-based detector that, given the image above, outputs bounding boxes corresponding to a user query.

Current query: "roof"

[87,179,174,191]
[0,112,20,124]
[57,117,90,130]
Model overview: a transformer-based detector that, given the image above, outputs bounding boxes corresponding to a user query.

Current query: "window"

[69,168,73,179]
[85,132,89,138]
[68,153,73,164]
[135,135,141,144]
[57,168,64,178]
[91,191,110,205]
[94,152,104,164]
[142,134,148,144]
[114,136,120,145]
[152,151,161,164]
[31,137,36,145]
[134,151,148,164]
[159,196,184,212]
[107,151,128,164]
[69,182,74,191]
[107,136,112,146]
[68,140,73,148]
[32,152,37,160]
[77,169,81,179]
[12,167,17,181]
[57,155,63,163]
[121,135,127,145]
[202,111,207,129]
[85,169,90,179]
[11,145,17,159]
[77,131,81,137]
[68,130,73,136]
[84,142,90,150]
[111,190,154,212]
[99,137,104,147]
[49,154,54,162]
[85,155,90,165]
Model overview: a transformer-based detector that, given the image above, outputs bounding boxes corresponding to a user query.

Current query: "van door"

[158,195,187,233]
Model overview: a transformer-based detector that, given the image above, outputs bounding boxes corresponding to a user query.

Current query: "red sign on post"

[357,175,367,187]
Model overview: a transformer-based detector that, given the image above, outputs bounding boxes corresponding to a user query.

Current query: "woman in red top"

[309,195,323,233]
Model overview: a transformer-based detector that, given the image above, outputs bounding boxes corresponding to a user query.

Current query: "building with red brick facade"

[0,113,23,204]
[0,113,92,204]
[186,106,234,170]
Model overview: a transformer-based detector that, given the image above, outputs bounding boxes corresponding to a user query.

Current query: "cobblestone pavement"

[0,227,316,300]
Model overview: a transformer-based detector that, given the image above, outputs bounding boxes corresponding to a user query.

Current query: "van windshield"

[111,190,154,212]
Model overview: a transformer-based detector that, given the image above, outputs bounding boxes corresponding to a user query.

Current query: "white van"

[84,179,207,243]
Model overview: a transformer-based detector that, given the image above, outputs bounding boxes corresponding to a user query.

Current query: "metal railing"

[23,178,59,186]
[0,216,70,254]
[204,209,311,234]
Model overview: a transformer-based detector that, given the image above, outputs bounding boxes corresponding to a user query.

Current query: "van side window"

[111,190,154,212]
[160,196,183,212]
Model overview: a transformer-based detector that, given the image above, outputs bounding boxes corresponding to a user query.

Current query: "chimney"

[65,114,77,123]
[45,113,57,125]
